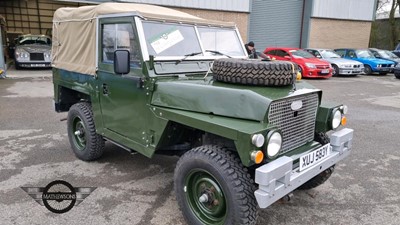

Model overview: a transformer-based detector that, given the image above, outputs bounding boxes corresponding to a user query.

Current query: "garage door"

[248,0,304,51]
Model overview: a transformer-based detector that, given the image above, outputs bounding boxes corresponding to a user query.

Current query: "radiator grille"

[30,53,44,61]
[268,93,319,155]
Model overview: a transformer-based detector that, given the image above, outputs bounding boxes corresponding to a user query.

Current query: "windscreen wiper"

[175,52,203,64]
[205,50,232,58]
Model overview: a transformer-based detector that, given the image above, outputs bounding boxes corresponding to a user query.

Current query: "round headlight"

[266,132,282,158]
[331,109,342,129]
[251,134,265,148]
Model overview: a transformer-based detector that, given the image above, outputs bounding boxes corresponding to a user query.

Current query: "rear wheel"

[67,102,105,161]
[174,145,258,225]
[364,65,372,74]
[298,132,335,190]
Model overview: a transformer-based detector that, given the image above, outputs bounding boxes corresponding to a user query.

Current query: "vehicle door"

[97,17,148,145]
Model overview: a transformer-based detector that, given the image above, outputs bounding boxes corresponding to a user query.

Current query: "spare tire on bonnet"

[212,58,297,87]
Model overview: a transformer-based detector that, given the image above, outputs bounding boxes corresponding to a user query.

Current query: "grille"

[30,53,44,61]
[316,65,329,69]
[268,93,319,155]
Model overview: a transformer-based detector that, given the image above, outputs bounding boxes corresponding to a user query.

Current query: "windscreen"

[356,50,375,58]
[197,27,245,56]
[19,36,51,45]
[321,50,341,58]
[142,21,245,58]
[290,50,315,59]
[142,21,202,57]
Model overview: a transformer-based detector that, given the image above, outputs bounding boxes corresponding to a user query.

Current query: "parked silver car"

[14,34,51,69]
[305,48,364,76]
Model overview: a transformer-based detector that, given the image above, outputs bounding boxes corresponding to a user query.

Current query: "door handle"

[102,83,109,95]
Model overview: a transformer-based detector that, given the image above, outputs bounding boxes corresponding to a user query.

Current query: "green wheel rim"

[72,116,86,151]
[185,169,227,225]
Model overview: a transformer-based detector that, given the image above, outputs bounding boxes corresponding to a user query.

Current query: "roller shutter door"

[249,0,304,51]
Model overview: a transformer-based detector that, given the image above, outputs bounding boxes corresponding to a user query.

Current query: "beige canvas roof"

[52,3,235,75]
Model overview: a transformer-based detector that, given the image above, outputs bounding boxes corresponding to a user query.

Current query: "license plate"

[31,64,46,67]
[321,69,329,74]
[299,144,331,171]
[381,68,389,71]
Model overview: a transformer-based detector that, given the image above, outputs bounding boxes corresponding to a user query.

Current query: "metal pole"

[0,24,6,78]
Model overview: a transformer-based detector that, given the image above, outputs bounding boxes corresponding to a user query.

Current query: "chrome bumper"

[254,128,353,208]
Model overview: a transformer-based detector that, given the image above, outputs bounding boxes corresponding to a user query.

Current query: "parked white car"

[305,48,364,76]
[14,34,52,69]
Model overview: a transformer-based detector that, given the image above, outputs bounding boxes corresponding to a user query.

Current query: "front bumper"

[373,67,392,73]
[338,68,363,75]
[254,128,353,208]
[304,68,332,78]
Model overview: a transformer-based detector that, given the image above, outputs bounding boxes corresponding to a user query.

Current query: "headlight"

[15,49,29,59]
[44,51,51,58]
[377,64,382,68]
[391,64,394,68]
[265,131,282,158]
[305,63,316,69]
[331,109,342,129]
[396,63,400,68]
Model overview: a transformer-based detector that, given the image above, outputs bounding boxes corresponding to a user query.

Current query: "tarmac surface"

[0,67,400,225]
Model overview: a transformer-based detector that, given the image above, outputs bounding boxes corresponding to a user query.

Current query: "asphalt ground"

[0,67,399,225]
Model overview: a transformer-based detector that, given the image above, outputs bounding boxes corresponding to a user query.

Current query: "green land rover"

[52,3,353,225]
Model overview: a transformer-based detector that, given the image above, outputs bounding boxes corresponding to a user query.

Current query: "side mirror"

[114,50,130,75]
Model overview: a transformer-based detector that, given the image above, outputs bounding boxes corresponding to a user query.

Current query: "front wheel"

[364,65,372,74]
[174,145,258,225]
[332,64,339,76]
[67,102,105,161]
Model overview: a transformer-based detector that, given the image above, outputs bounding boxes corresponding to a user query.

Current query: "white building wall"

[312,0,376,21]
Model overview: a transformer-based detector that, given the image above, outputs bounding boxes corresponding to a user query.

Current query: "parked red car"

[264,47,333,78]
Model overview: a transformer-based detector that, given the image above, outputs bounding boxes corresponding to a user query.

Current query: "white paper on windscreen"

[151,29,184,54]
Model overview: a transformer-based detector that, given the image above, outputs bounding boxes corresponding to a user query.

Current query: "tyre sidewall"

[175,160,235,225]
[67,103,98,160]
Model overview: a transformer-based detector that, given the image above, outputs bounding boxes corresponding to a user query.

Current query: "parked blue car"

[334,48,395,75]
[369,48,400,66]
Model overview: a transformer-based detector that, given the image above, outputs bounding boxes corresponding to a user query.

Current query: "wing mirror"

[114,50,130,75]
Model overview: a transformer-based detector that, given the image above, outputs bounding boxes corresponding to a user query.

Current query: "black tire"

[298,132,334,190]
[395,73,400,79]
[174,145,258,225]
[67,102,105,161]
[332,64,339,76]
[212,58,296,87]
[364,65,372,74]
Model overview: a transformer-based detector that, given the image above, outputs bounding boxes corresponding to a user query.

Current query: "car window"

[265,50,276,55]
[334,49,346,57]
[275,50,289,57]
[377,50,391,58]
[102,23,140,67]
[347,50,356,58]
